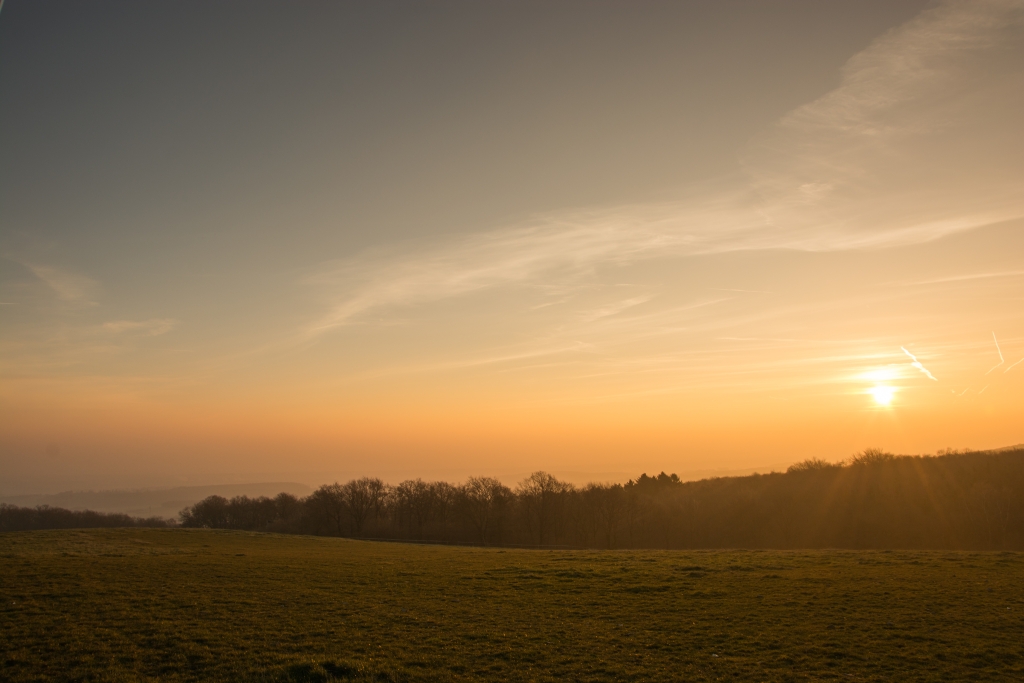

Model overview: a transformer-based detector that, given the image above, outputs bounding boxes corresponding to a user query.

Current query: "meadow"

[2,529,1023,682]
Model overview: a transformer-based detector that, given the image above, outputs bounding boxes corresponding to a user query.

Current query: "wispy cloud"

[304,0,1024,337]
[740,0,1024,250]
[578,296,652,324]
[898,270,1024,287]
[101,319,178,336]
[303,202,738,334]
[26,264,97,303]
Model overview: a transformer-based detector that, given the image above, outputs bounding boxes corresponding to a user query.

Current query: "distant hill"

[0,482,313,520]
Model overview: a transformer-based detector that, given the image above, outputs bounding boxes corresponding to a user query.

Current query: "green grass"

[2,529,1023,682]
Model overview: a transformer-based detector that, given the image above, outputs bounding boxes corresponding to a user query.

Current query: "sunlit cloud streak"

[578,296,653,324]
[304,210,704,335]
[26,264,97,303]
[897,270,1024,287]
[101,319,178,336]
[739,0,1024,249]
[901,347,938,381]
[306,0,1024,337]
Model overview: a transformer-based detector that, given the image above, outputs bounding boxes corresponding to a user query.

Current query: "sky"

[2,0,1023,494]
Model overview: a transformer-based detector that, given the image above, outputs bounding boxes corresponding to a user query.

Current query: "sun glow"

[861,368,899,383]
[870,385,896,406]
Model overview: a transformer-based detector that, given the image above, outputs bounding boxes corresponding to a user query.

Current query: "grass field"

[2,529,1023,682]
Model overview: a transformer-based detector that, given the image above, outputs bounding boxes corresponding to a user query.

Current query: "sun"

[870,385,896,406]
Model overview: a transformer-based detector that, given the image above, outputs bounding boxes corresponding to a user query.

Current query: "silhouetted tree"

[459,477,511,545]
[581,483,625,549]
[344,478,388,536]
[270,492,304,531]
[180,495,229,528]
[307,484,347,535]
[393,479,434,539]
[431,481,458,542]
[787,458,840,473]
[517,472,573,546]
[162,447,1023,550]
[0,504,173,532]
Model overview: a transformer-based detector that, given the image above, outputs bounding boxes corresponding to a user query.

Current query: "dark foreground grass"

[1,530,1023,682]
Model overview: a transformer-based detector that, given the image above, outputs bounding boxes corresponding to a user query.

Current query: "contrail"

[985,332,1005,375]
[901,346,937,381]
[1006,357,1024,373]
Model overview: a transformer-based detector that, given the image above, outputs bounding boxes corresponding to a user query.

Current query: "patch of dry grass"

[2,529,1022,681]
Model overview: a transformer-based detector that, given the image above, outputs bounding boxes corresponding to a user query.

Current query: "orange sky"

[2,0,1023,493]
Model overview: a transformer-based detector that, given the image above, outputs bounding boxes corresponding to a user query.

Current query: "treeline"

[0,504,175,533]
[179,447,1024,550]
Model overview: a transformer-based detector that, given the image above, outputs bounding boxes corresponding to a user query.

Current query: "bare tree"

[307,484,347,535]
[431,481,458,542]
[393,479,435,539]
[343,478,388,536]
[517,471,573,547]
[366,478,390,526]
[460,477,510,545]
